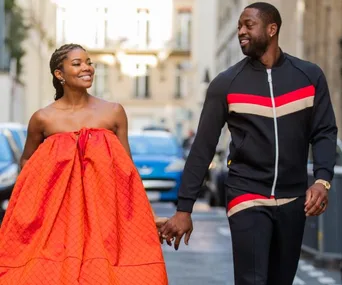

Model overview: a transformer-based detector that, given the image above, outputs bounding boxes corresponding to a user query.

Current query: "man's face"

[238,8,270,59]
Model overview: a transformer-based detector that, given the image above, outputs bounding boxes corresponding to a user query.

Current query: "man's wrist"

[176,197,195,213]
[176,211,191,217]
[314,179,331,191]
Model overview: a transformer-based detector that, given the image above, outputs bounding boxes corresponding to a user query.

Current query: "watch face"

[324,182,330,190]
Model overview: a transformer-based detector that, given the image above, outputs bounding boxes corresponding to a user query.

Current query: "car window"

[129,136,180,156]
[0,134,13,162]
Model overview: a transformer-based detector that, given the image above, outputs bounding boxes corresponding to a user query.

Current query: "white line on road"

[300,264,316,271]
[299,262,337,284]
[318,277,336,284]
[308,271,325,278]
[294,276,306,284]
[217,227,231,237]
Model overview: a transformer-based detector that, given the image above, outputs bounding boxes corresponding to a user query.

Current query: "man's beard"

[241,36,269,59]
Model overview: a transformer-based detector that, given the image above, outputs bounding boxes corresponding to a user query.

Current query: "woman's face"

[55,48,95,89]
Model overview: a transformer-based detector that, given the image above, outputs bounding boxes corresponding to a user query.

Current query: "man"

[160,2,337,284]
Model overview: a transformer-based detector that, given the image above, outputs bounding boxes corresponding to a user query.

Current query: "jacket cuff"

[314,168,333,182]
[176,198,195,213]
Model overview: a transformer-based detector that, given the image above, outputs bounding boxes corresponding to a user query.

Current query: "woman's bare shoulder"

[91,96,125,114]
[29,107,49,124]
[29,102,61,130]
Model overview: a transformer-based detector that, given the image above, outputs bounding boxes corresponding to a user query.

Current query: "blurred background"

[0,0,342,284]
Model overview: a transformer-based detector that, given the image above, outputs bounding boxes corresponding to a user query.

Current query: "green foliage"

[4,0,15,10]
[4,0,28,78]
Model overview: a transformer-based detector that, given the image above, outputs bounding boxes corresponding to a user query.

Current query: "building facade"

[303,0,342,136]
[17,0,57,122]
[215,0,305,74]
[56,0,195,139]
[0,0,30,123]
[190,0,217,130]
[0,0,9,71]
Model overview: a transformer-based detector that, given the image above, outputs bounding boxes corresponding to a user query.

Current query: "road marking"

[294,276,306,284]
[218,227,231,237]
[193,200,211,212]
[298,260,306,266]
[318,277,336,284]
[308,271,324,277]
[298,261,337,284]
[300,264,315,271]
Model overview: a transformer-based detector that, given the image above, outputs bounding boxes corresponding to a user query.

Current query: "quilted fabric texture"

[0,128,168,284]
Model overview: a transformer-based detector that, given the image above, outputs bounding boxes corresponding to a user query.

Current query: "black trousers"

[227,188,306,285]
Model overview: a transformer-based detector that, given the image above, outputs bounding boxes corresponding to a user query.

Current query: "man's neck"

[259,46,281,69]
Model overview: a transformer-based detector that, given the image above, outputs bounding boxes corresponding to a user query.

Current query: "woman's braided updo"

[49,43,86,100]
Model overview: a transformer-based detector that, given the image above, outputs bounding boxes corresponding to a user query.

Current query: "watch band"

[315,179,331,191]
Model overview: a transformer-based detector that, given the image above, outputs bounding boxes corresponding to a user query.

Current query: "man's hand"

[160,211,193,250]
[305,183,328,216]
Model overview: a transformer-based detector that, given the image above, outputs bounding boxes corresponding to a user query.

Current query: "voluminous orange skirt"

[0,128,168,284]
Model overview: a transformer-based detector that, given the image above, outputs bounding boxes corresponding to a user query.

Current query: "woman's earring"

[60,78,65,85]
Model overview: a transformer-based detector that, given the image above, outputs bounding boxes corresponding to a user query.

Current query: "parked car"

[0,131,20,201]
[128,130,185,204]
[0,123,27,153]
[206,147,229,207]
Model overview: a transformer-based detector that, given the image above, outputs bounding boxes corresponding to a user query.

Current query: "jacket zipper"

[267,69,279,196]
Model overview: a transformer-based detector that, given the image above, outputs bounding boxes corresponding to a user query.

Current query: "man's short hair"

[245,2,282,35]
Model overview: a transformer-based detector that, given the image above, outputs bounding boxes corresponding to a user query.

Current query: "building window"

[93,63,109,98]
[136,8,150,48]
[175,64,184,99]
[94,7,110,48]
[176,9,192,50]
[134,64,150,99]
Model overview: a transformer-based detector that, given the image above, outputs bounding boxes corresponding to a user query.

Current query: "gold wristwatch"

[315,179,331,191]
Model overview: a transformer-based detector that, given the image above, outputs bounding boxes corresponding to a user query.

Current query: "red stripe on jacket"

[227,85,315,107]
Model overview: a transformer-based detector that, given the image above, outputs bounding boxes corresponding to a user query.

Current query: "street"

[154,201,342,285]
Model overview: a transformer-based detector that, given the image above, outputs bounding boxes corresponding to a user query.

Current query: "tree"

[4,0,28,79]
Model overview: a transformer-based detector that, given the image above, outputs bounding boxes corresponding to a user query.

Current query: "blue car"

[128,131,185,203]
[0,132,19,201]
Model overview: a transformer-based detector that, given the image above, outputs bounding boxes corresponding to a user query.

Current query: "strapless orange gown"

[0,128,168,284]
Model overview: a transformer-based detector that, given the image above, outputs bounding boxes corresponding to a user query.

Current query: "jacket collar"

[248,49,286,70]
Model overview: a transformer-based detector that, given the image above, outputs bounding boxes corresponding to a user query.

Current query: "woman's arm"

[113,103,132,158]
[20,110,45,170]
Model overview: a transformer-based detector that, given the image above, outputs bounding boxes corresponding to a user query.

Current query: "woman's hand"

[154,216,173,245]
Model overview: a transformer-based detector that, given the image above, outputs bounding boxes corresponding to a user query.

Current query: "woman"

[0,43,169,284]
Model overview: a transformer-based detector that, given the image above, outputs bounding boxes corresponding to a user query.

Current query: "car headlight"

[0,164,18,188]
[165,158,185,172]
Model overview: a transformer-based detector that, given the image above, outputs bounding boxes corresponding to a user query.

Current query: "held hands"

[159,211,193,250]
[154,216,173,245]
[305,183,328,216]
